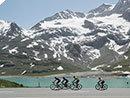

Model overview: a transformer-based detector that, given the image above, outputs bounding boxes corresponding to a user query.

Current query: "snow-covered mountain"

[87,3,114,18]
[112,0,130,14]
[31,9,86,30]
[0,0,130,75]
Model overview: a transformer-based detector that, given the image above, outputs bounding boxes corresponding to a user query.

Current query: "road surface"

[0,88,130,98]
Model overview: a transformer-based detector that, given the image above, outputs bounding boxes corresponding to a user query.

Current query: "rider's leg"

[56,80,60,88]
[56,82,58,87]
[76,80,79,88]
[65,80,68,87]
[101,81,104,88]
[101,83,103,88]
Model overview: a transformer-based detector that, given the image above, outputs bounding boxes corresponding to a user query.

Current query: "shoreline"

[0,71,129,79]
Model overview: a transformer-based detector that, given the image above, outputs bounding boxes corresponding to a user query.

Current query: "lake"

[3,77,130,88]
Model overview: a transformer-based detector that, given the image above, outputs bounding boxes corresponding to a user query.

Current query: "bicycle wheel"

[67,83,71,89]
[103,84,108,90]
[70,84,82,90]
[95,84,100,90]
[78,84,82,90]
[59,84,63,89]
[70,84,75,90]
[50,84,56,90]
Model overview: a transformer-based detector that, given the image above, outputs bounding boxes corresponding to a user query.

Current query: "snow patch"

[30,63,35,68]
[124,55,128,60]
[39,17,90,35]
[114,65,122,69]
[9,47,19,55]
[41,45,44,48]
[58,58,61,61]
[0,20,10,33]
[34,57,41,61]
[82,46,100,60]
[21,70,27,75]
[44,54,48,59]
[21,38,29,42]
[107,65,111,68]
[92,14,130,33]
[26,44,33,48]
[2,45,9,50]
[22,52,27,55]
[91,64,106,71]
[22,30,34,37]
[27,42,39,48]
[33,50,39,57]
[0,64,4,68]
[122,71,130,74]
[67,57,74,62]
[78,58,81,61]
[32,42,39,46]
[97,32,107,37]
[57,66,64,71]
[106,39,124,55]
[53,52,57,58]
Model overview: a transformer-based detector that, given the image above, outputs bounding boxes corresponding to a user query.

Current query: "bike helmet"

[98,77,101,80]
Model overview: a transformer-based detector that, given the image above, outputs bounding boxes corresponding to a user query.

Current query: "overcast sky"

[0,0,118,29]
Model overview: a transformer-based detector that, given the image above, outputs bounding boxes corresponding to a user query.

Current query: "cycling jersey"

[63,77,68,81]
[74,77,79,81]
[55,77,60,81]
[98,79,105,84]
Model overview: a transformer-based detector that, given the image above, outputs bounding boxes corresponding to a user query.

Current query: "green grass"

[0,79,24,88]
[101,58,130,72]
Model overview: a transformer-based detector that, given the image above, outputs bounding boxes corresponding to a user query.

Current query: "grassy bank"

[0,79,24,88]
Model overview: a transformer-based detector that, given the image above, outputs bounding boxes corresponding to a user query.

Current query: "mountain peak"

[43,9,74,21]
[87,3,113,18]
[43,9,85,22]
[62,9,73,13]
[101,3,112,6]
[10,22,22,32]
[31,9,85,30]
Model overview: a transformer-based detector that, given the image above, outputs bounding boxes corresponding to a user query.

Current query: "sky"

[0,0,119,29]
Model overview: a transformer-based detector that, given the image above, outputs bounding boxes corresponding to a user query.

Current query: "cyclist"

[53,77,61,88]
[62,77,69,87]
[72,76,79,88]
[98,77,105,88]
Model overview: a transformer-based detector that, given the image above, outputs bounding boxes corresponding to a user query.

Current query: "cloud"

[0,0,5,5]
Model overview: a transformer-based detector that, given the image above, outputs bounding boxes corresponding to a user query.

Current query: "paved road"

[0,88,130,98]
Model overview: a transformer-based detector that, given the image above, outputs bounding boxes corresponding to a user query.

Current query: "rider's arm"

[53,80,56,83]
[98,80,100,84]
[62,80,64,84]
[72,79,75,83]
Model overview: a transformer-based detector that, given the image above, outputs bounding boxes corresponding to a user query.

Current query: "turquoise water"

[3,77,130,88]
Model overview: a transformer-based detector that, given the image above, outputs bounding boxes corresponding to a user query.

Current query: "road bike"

[70,82,82,90]
[95,83,108,90]
[50,82,63,90]
[61,82,71,89]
